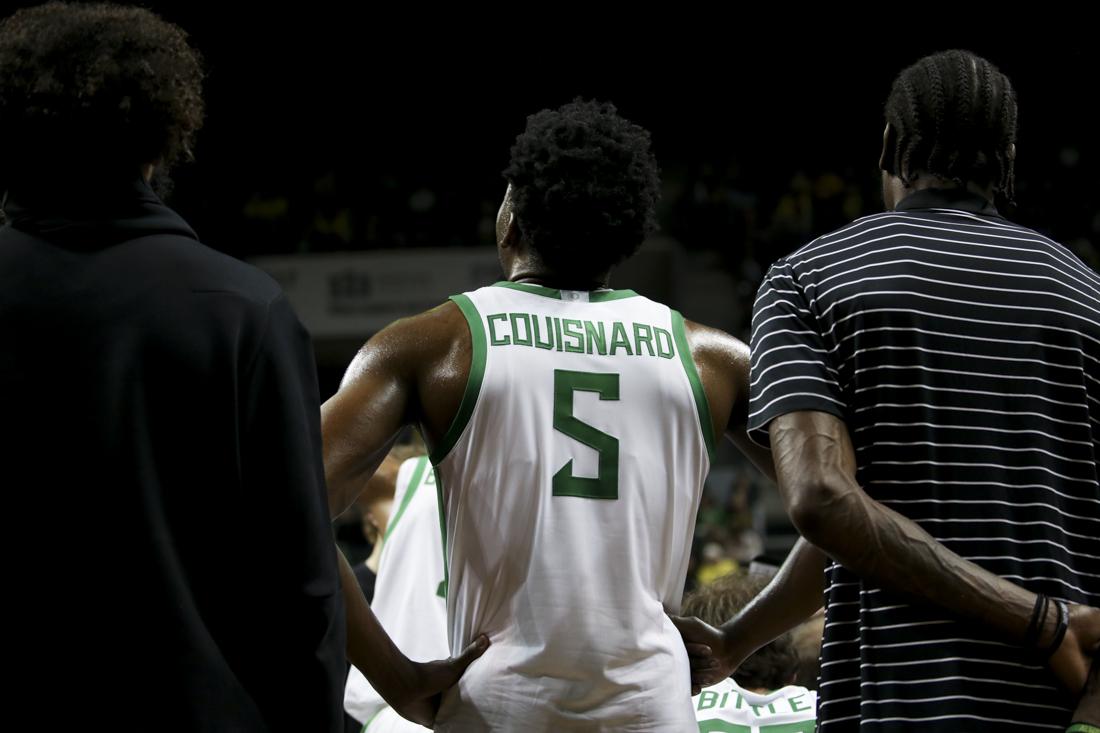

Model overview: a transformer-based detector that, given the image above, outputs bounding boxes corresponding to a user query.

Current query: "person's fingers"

[427,634,490,692]
[688,654,720,671]
[670,614,709,640]
[451,634,490,672]
[684,642,713,659]
[692,669,721,689]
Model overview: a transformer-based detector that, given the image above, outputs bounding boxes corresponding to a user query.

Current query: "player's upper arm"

[322,308,438,518]
[682,319,775,481]
[682,320,750,432]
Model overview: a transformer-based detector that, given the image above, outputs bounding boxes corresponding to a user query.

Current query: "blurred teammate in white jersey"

[345,453,448,733]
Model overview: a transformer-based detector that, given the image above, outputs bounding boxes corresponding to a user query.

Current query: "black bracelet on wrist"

[1024,593,1048,649]
[1042,599,1069,660]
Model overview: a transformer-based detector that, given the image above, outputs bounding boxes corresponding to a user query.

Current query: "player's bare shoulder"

[343,300,471,386]
[362,300,473,444]
[681,319,751,432]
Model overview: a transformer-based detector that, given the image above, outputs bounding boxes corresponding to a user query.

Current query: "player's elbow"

[784,477,848,547]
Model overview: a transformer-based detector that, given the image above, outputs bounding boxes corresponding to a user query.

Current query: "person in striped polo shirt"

[675,50,1100,731]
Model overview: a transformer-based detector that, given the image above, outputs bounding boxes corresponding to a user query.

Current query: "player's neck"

[905,175,995,203]
[507,264,612,292]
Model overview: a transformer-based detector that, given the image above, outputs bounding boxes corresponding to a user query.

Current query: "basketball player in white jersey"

[345,454,448,733]
[323,99,772,731]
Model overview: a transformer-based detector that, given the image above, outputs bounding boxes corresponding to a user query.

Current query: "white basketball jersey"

[345,456,448,730]
[432,282,715,732]
[693,678,817,732]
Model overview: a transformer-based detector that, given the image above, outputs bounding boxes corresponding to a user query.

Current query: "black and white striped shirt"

[747,188,1100,731]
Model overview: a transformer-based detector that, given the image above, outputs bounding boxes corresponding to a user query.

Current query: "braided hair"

[884,50,1017,200]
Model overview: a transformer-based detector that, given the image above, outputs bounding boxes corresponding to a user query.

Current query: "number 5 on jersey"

[552,369,620,500]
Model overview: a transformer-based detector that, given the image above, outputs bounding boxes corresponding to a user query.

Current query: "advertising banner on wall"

[252,249,502,338]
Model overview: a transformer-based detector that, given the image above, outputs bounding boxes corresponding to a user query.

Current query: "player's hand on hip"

[1048,604,1100,696]
[394,634,490,728]
[669,614,742,695]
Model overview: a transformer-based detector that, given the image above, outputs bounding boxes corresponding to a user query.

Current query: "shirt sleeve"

[747,258,846,447]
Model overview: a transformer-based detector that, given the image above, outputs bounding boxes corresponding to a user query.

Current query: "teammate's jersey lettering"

[510,312,532,346]
[698,691,719,711]
[487,312,675,358]
[584,320,607,355]
[562,318,584,353]
[699,691,812,717]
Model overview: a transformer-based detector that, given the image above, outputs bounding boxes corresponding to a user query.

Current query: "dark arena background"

[20,4,1099,578]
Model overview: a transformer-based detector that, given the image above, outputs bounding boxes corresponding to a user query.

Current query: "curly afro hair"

[503,99,661,278]
[0,2,204,184]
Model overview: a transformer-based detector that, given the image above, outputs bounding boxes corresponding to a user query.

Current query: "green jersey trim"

[671,309,717,464]
[430,294,487,464]
[360,707,384,733]
[382,456,429,544]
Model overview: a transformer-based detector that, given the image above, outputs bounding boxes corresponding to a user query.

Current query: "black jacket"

[0,178,346,731]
